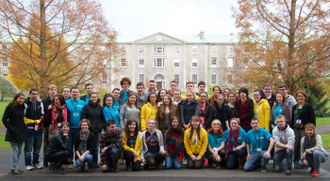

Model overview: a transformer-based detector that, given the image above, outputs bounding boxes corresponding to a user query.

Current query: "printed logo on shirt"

[147,134,158,146]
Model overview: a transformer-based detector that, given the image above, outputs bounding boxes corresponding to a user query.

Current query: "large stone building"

[106,31,238,91]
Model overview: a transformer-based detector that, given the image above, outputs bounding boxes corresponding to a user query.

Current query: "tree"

[0,0,120,98]
[0,75,18,101]
[232,0,330,93]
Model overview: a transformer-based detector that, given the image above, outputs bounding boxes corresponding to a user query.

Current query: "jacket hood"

[255,98,268,106]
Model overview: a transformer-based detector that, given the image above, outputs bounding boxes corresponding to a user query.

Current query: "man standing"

[80,83,100,103]
[119,77,133,104]
[62,86,71,100]
[273,115,295,175]
[24,88,44,170]
[65,86,86,168]
[145,80,158,97]
[278,84,297,113]
[100,120,122,173]
[263,83,276,108]
[168,80,178,97]
[182,81,199,99]
[112,88,123,112]
[244,118,275,172]
[42,84,57,167]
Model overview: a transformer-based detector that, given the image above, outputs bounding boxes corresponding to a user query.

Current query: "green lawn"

[0,98,11,127]
[320,133,330,149]
[0,135,10,148]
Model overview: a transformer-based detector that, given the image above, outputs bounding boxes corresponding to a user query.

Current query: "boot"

[238,158,245,170]
[87,165,93,173]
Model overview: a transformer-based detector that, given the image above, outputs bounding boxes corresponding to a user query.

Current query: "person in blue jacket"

[102,94,120,129]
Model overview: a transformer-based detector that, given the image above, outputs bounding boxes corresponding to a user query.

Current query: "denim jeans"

[69,128,80,160]
[11,142,23,170]
[166,156,181,169]
[75,153,94,167]
[104,147,122,171]
[243,151,271,171]
[298,150,328,171]
[226,148,247,169]
[93,132,101,164]
[24,128,43,166]
[273,149,293,172]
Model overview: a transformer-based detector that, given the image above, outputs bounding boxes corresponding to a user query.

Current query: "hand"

[263,151,271,159]
[142,159,147,164]
[275,148,281,153]
[235,146,241,151]
[133,151,138,157]
[133,157,137,163]
[246,154,251,161]
[79,155,84,162]
[101,147,107,154]
[303,159,308,166]
[287,145,294,151]
[63,133,68,137]
[303,152,307,159]
[48,105,53,109]
[34,125,39,131]
[190,155,197,161]
[159,150,166,155]
[101,164,107,171]
[195,156,201,161]
[184,124,189,129]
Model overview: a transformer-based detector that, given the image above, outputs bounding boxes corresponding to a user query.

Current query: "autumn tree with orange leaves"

[0,0,120,97]
[232,0,330,93]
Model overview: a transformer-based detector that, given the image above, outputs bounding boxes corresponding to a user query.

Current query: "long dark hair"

[54,94,66,106]
[103,94,113,107]
[189,116,201,140]
[146,92,158,104]
[124,119,139,140]
[166,116,184,138]
[11,93,25,108]
[126,92,140,109]
[159,94,177,119]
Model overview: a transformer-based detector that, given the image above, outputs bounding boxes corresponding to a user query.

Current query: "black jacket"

[80,95,101,103]
[45,131,69,159]
[267,93,276,108]
[81,101,103,133]
[25,97,44,121]
[74,131,95,160]
[180,99,200,125]
[2,103,27,143]
[290,103,316,130]
[42,97,54,127]
[202,101,215,130]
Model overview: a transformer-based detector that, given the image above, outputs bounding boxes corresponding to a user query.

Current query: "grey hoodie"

[284,95,297,114]
[272,124,295,149]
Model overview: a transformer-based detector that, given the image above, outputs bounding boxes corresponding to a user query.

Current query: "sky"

[100,0,239,36]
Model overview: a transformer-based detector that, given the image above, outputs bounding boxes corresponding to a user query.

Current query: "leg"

[273,150,285,172]
[43,128,49,167]
[107,147,121,170]
[261,151,271,167]
[313,150,328,172]
[166,156,173,169]
[93,132,101,166]
[124,151,135,168]
[33,129,43,166]
[145,155,156,167]
[75,158,84,168]
[226,152,237,169]
[24,129,35,167]
[285,149,294,171]
[293,128,302,162]
[68,128,80,161]
[131,160,141,171]
[173,157,181,169]
[194,158,204,169]
[187,156,195,169]
[244,152,261,171]
[11,142,19,170]
[219,149,227,167]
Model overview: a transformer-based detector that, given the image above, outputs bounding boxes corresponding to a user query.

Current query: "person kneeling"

[207,120,226,168]
[45,122,71,174]
[244,118,274,172]
[100,119,122,172]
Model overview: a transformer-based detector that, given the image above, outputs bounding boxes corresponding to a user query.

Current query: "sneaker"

[268,159,273,164]
[12,169,23,175]
[261,166,267,173]
[310,166,315,173]
[93,162,100,168]
[34,163,43,169]
[25,165,34,171]
[285,170,292,175]
[67,164,73,169]
[311,170,320,177]
[53,168,65,174]
[156,163,163,170]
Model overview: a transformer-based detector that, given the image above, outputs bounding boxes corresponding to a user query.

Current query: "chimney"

[198,30,205,40]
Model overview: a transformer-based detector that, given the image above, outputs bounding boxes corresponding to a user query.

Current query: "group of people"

[2,77,328,177]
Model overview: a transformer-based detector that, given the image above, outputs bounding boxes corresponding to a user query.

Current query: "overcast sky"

[100,0,238,36]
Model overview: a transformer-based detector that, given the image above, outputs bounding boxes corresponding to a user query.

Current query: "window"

[174,74,180,85]
[211,46,217,54]
[228,74,233,84]
[139,74,144,83]
[192,59,198,68]
[227,46,234,54]
[121,45,126,53]
[227,58,233,68]
[211,57,217,67]
[102,74,107,85]
[121,58,126,67]
[174,59,180,67]
[138,46,144,54]
[153,57,165,67]
[192,46,198,54]
[139,59,144,67]
[3,57,8,66]
[2,45,7,53]
[192,74,198,84]
[211,74,217,85]
[154,46,165,53]
[174,46,180,54]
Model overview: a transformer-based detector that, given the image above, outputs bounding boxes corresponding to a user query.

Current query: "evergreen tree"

[0,75,18,101]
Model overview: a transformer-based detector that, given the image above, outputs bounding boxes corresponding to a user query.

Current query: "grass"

[0,135,10,148]
[0,97,11,127]
[320,133,330,149]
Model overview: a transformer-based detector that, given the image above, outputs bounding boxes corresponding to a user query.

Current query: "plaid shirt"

[100,129,122,164]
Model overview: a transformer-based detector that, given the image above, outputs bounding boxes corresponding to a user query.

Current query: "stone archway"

[154,74,165,91]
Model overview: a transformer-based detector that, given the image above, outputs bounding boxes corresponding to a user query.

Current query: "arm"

[2,105,11,129]
[120,105,126,129]
[122,134,135,152]
[308,104,316,126]
[264,105,271,132]
[184,130,192,156]
[80,105,88,120]
[198,130,208,158]
[107,130,122,150]
[241,99,254,121]
[180,104,185,126]
[140,105,147,131]
[305,135,324,154]
[37,108,52,127]
[194,103,200,117]
[283,105,291,125]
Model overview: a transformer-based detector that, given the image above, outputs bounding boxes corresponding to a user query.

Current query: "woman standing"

[291,90,316,164]
[81,92,103,168]
[199,91,214,130]
[181,91,200,130]
[235,87,254,132]
[207,120,226,168]
[2,93,27,175]
[120,92,141,130]
[102,94,120,128]
[298,123,329,177]
[157,89,168,106]
[74,119,95,172]
[164,117,185,169]
[208,86,222,106]
[184,116,208,169]
[221,118,247,169]
[140,93,158,131]
[156,94,179,134]
[214,94,227,131]
[122,119,142,171]
[224,92,236,130]
[141,119,166,170]
[253,90,271,132]
[270,93,291,128]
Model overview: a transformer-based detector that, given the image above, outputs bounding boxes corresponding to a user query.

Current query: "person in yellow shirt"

[122,119,142,171]
[184,116,208,169]
[140,93,158,131]
[253,90,271,132]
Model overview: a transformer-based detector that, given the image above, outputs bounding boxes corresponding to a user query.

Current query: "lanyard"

[253,130,261,148]
[71,100,78,112]
[296,102,305,118]
[213,134,219,146]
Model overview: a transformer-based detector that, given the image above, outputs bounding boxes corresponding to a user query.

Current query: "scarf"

[79,130,90,152]
[51,104,67,133]
[168,130,185,162]
[303,133,317,153]
[228,128,240,153]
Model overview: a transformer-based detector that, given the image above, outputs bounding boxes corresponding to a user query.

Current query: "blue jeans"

[166,156,181,169]
[69,128,80,160]
[11,142,23,170]
[24,128,43,166]
[75,153,94,167]
[273,149,293,172]
[104,147,122,171]
[93,132,101,164]
[244,151,271,171]
[298,150,328,171]
[226,148,247,169]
